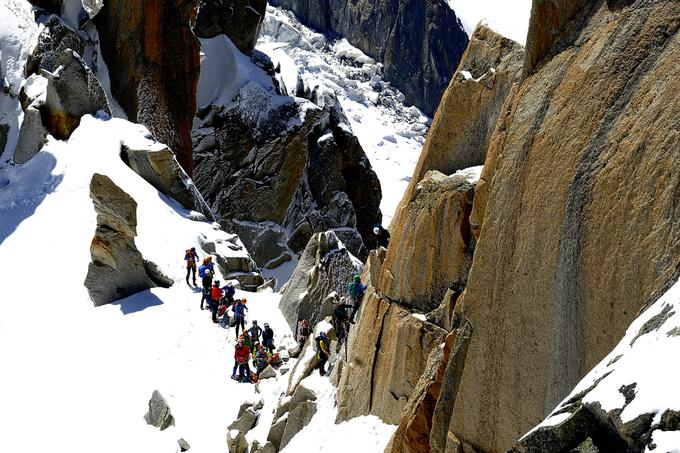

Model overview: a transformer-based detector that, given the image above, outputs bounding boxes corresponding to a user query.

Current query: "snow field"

[446,0,532,45]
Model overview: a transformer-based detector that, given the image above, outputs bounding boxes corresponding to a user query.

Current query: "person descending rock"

[262,323,275,354]
[332,298,353,341]
[210,280,224,324]
[347,275,367,324]
[200,269,213,310]
[233,299,248,339]
[232,338,252,383]
[373,224,390,249]
[184,247,199,285]
[248,320,263,344]
[298,319,312,346]
[315,331,330,376]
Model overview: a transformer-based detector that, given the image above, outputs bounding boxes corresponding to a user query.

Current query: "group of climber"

[232,320,280,383]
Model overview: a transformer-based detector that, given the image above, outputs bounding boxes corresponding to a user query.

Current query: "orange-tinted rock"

[96,0,199,175]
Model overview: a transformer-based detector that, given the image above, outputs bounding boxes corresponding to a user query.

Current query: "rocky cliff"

[440,1,680,451]
[267,0,469,116]
[95,0,200,175]
[195,0,267,53]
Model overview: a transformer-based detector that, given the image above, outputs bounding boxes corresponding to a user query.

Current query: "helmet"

[190,247,196,252]
[205,269,212,276]
[206,256,212,262]
[214,280,220,286]
[242,298,247,304]
[373,226,380,235]
[353,275,361,283]
[264,323,269,327]
[252,320,258,324]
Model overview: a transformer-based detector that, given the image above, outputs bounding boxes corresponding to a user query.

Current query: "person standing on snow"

[373,224,390,249]
[198,256,214,280]
[233,299,248,339]
[210,280,224,324]
[184,247,199,285]
[315,331,330,376]
[233,338,252,383]
[347,275,367,324]
[247,320,263,344]
[200,269,213,310]
[262,323,275,353]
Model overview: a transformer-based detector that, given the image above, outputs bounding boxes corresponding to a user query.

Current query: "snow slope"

[258,6,429,226]
[447,0,532,45]
[0,115,298,452]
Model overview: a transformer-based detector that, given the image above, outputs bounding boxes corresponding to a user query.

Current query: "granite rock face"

[96,0,200,174]
[442,1,680,451]
[267,0,469,116]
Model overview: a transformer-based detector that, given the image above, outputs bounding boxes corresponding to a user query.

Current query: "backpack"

[348,282,360,297]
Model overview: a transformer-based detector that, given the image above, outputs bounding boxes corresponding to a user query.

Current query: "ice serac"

[267,0,469,116]
[84,173,172,306]
[195,0,267,53]
[95,0,200,175]
[444,1,680,451]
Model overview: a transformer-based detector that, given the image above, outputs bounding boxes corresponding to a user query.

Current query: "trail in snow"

[257,6,429,226]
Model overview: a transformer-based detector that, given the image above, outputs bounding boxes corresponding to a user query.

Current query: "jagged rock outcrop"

[40,49,110,140]
[336,287,448,424]
[279,231,363,330]
[13,107,47,164]
[390,25,524,243]
[193,44,382,266]
[439,2,680,451]
[378,169,477,313]
[514,278,680,453]
[195,0,267,53]
[95,0,200,174]
[267,0,469,116]
[25,14,86,77]
[84,173,172,306]
[120,141,211,216]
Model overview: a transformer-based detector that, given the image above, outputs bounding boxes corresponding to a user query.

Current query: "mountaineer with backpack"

[297,319,312,346]
[210,280,224,323]
[373,224,390,249]
[315,331,330,376]
[262,323,275,353]
[233,299,248,339]
[184,247,199,285]
[247,320,263,344]
[232,338,252,383]
[347,275,367,324]
[200,268,213,310]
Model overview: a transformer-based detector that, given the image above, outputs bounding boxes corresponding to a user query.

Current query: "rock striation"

[267,0,469,116]
[436,1,680,451]
[95,0,200,175]
[84,173,172,306]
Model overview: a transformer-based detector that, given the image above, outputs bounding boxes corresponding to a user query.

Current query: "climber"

[315,331,330,376]
[233,298,248,339]
[200,268,213,310]
[373,224,390,249]
[248,320,263,344]
[224,281,236,305]
[252,343,269,375]
[218,300,232,328]
[210,280,224,323]
[232,338,252,383]
[184,247,199,285]
[347,275,367,324]
[262,323,275,354]
[332,298,353,340]
[198,256,214,280]
[297,319,312,346]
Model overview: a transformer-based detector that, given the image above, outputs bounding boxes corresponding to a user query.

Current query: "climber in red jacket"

[232,339,252,383]
[210,281,224,324]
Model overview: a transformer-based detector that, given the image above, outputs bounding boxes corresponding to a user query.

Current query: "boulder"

[95,0,200,174]
[81,0,104,19]
[227,430,248,453]
[266,414,288,452]
[286,320,334,395]
[267,0,469,116]
[144,390,174,430]
[120,142,211,216]
[228,407,259,433]
[444,2,680,451]
[258,365,276,380]
[280,401,317,450]
[40,49,111,140]
[25,15,86,77]
[195,0,267,53]
[13,107,47,164]
[279,231,363,330]
[378,169,478,313]
[177,438,190,451]
[84,174,171,306]
[336,291,447,424]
